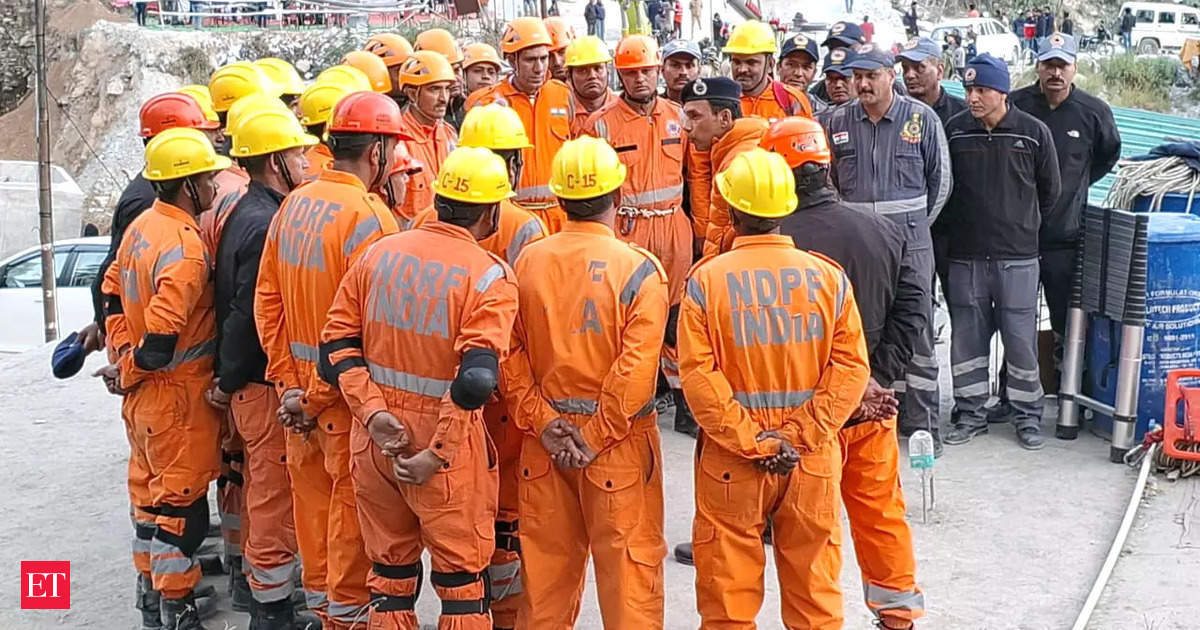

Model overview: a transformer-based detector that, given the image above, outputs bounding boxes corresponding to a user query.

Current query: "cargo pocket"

[518,446,554,515]
[797,447,838,520]
[697,444,761,521]
[946,259,976,308]
[585,454,643,531]
[136,384,185,469]
[417,447,474,509]
[626,540,666,595]
[894,151,924,192]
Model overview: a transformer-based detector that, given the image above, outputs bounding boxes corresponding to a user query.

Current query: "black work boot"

[229,555,252,612]
[673,542,694,565]
[672,389,699,438]
[161,592,211,630]
[250,597,298,630]
[198,553,225,576]
[135,574,163,630]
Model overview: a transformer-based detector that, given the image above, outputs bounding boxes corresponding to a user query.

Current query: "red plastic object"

[1164,369,1200,462]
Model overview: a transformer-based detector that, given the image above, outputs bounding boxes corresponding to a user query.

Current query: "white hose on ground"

[1069,442,1158,630]
[1105,157,1200,211]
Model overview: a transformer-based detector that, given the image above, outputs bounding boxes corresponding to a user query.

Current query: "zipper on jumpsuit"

[620,110,658,236]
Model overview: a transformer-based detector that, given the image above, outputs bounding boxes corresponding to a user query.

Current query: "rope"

[1104,156,1200,211]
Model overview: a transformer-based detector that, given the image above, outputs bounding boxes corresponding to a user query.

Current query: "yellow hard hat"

[343,50,392,93]
[549,136,627,201]
[209,61,282,113]
[459,103,532,150]
[315,65,373,93]
[723,21,779,55]
[434,147,515,204]
[399,50,457,87]
[231,108,319,158]
[178,84,220,123]
[298,81,352,127]
[716,148,797,218]
[225,93,291,138]
[143,127,232,181]
[462,43,503,69]
[565,35,612,67]
[255,57,306,95]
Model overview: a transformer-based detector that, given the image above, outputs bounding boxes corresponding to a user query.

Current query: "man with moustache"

[661,39,701,103]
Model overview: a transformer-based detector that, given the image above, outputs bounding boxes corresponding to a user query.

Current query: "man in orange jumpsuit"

[414,28,467,131]
[319,146,519,629]
[255,91,406,629]
[502,136,668,629]
[544,16,577,82]
[465,17,574,233]
[680,148,870,629]
[395,51,459,226]
[764,117,926,629]
[679,77,769,255]
[563,35,618,136]
[382,142,424,230]
[97,127,229,630]
[462,43,503,96]
[298,81,353,180]
[579,33,692,439]
[723,20,816,123]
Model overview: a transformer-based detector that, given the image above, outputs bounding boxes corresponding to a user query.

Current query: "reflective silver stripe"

[166,338,216,369]
[550,398,598,415]
[953,381,990,397]
[593,118,609,140]
[516,184,554,200]
[865,583,926,612]
[905,373,939,392]
[891,380,908,393]
[620,259,658,305]
[951,356,989,376]
[733,389,814,410]
[131,537,151,555]
[911,354,940,369]
[250,559,298,586]
[1006,363,1041,382]
[507,218,543,265]
[843,196,927,216]
[305,589,329,610]
[327,600,363,622]
[252,580,296,604]
[488,558,523,600]
[153,246,184,279]
[1006,385,1044,403]
[622,184,683,206]
[686,277,706,311]
[344,215,382,257]
[835,270,848,320]
[289,341,319,363]
[149,539,195,575]
[367,361,452,397]
[476,263,505,293]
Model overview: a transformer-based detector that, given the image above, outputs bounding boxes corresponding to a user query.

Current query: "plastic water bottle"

[908,429,936,523]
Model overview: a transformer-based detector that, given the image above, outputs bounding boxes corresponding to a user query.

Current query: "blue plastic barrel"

[1084,213,1200,440]
[1131,192,1200,214]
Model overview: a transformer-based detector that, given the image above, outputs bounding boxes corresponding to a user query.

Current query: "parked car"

[930,17,1021,65]
[1122,1,1200,54]
[0,236,107,353]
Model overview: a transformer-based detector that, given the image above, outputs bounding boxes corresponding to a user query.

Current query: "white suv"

[1122,1,1200,54]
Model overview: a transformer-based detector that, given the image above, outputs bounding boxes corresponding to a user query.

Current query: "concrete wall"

[0,160,84,259]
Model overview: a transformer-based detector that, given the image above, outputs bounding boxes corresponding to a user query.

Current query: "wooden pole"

[34,0,58,343]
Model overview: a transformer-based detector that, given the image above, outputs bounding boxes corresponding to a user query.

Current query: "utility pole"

[34,0,58,343]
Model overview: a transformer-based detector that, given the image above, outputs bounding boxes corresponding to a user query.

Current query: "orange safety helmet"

[139,92,221,137]
[758,116,832,168]
[414,28,464,65]
[326,91,413,139]
[544,17,576,52]
[500,17,553,55]
[364,33,414,67]
[399,50,457,87]
[614,34,660,70]
[342,50,393,93]
[389,141,424,175]
[462,43,503,69]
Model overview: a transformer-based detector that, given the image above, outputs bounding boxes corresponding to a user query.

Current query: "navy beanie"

[962,53,1010,94]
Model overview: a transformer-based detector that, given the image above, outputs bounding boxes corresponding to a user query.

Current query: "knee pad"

[133,332,178,371]
[450,348,498,411]
[494,519,521,553]
[148,496,210,556]
[431,570,491,616]
[370,561,422,613]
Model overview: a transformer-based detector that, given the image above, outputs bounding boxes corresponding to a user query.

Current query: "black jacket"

[939,107,1062,259]
[930,87,967,128]
[214,181,282,394]
[781,189,928,385]
[91,173,156,327]
[1011,83,1121,250]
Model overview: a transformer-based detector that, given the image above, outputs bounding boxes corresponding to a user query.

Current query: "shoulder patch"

[626,242,669,283]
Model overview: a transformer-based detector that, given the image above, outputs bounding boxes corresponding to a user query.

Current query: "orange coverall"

[465,78,574,233]
[679,235,870,629]
[321,221,519,630]
[693,118,769,255]
[305,143,335,181]
[741,80,816,124]
[101,199,221,600]
[410,199,546,628]
[580,96,691,390]
[397,107,457,224]
[255,168,399,628]
[501,220,669,629]
[569,90,618,137]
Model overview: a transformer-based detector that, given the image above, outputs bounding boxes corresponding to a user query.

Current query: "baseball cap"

[51,331,87,379]
[780,33,819,61]
[1038,32,1078,63]
[662,39,702,62]
[897,37,942,63]
[823,21,866,48]
[822,48,852,78]
[842,43,895,71]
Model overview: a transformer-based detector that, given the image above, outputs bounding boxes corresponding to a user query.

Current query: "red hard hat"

[139,92,221,138]
[326,91,414,140]
[759,116,832,168]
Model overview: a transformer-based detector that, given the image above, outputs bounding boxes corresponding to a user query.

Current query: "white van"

[1121,1,1200,54]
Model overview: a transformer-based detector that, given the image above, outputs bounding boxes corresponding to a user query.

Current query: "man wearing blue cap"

[817,48,855,106]
[898,37,966,127]
[809,21,868,104]
[1010,33,1120,420]
[818,42,951,447]
[940,54,1062,450]
[661,38,701,103]
[778,33,825,111]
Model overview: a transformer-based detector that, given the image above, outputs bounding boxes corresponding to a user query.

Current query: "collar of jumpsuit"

[854,94,903,123]
[615,93,667,120]
[731,233,793,249]
[401,106,447,139]
[418,218,478,243]
[561,218,616,237]
[713,117,770,157]
[153,197,201,229]
[317,167,370,192]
